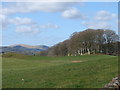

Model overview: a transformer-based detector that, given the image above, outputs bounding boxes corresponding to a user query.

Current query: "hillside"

[0,44,49,55]
[2,54,118,88]
[41,29,119,56]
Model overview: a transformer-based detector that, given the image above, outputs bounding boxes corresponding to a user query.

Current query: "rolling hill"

[2,54,118,88]
[0,44,49,55]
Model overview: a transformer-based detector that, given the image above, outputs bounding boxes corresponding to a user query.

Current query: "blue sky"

[1,2,118,46]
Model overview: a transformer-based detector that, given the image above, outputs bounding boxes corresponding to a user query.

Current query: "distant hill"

[2,52,29,59]
[0,44,49,55]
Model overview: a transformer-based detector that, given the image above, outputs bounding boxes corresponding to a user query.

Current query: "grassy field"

[2,53,118,88]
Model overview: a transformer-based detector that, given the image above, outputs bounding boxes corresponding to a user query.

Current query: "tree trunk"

[81,48,83,55]
[87,48,90,54]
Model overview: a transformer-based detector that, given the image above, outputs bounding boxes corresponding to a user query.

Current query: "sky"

[1,1,118,46]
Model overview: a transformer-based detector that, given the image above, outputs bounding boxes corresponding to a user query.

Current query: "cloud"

[15,24,39,34]
[1,2,77,30]
[2,2,78,15]
[0,14,6,20]
[81,21,112,29]
[81,10,117,30]
[15,23,59,34]
[3,16,59,34]
[0,14,9,29]
[1,2,85,25]
[9,17,34,25]
[40,23,59,29]
[94,10,117,21]
[1,15,35,30]
[62,8,85,19]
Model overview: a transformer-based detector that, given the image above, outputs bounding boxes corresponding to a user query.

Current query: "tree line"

[38,29,120,56]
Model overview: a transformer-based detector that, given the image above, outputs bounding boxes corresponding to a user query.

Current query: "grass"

[2,53,118,88]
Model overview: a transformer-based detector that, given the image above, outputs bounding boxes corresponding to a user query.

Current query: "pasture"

[2,54,118,88]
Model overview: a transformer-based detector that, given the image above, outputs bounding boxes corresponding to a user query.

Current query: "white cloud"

[3,16,59,34]
[15,23,59,34]
[94,10,117,21]
[1,2,78,30]
[62,8,85,19]
[9,17,34,25]
[0,14,6,20]
[2,2,78,15]
[81,21,112,29]
[15,25,39,34]
[40,23,59,29]
[1,15,35,30]
[1,15,59,33]
[0,14,9,29]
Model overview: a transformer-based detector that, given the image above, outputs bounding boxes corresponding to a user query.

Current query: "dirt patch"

[71,61,82,63]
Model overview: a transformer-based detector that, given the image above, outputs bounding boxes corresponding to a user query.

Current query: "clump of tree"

[38,29,119,56]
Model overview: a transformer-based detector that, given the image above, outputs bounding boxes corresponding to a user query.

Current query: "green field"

[2,54,118,88]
